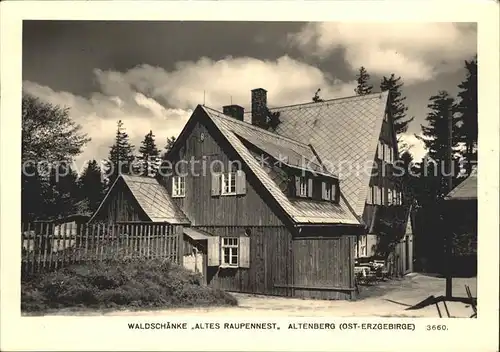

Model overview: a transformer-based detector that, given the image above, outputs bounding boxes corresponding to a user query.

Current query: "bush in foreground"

[21,259,237,312]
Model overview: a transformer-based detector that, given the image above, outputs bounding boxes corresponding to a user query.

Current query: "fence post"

[42,222,50,271]
[176,225,183,265]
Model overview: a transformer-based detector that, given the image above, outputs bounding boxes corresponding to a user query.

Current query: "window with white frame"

[325,183,332,200]
[221,172,236,195]
[222,237,239,266]
[373,185,380,205]
[298,176,308,197]
[358,235,368,257]
[172,176,186,197]
[322,181,337,201]
[367,186,374,204]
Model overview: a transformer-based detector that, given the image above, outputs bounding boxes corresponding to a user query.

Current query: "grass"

[21,258,237,313]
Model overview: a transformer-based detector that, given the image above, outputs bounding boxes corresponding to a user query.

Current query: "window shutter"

[331,183,337,202]
[211,173,220,196]
[239,236,250,268]
[321,182,327,200]
[235,170,246,195]
[295,176,301,197]
[307,178,313,198]
[207,236,220,266]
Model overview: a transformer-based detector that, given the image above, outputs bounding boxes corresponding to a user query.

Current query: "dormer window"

[292,175,338,203]
[322,181,337,202]
[298,176,308,197]
[294,176,312,198]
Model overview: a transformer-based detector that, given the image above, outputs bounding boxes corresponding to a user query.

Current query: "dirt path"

[42,274,478,318]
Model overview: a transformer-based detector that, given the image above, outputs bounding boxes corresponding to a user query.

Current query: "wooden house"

[265,89,407,260]
[90,174,190,225]
[92,88,409,300]
[444,167,477,276]
[88,174,206,275]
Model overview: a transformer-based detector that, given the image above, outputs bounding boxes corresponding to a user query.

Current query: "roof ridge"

[202,106,311,149]
[237,91,388,114]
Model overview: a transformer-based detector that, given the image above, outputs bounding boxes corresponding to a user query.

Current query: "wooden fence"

[21,222,183,278]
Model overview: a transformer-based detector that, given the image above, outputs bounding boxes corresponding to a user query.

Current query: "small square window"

[222,237,239,266]
[221,172,236,195]
[172,176,185,197]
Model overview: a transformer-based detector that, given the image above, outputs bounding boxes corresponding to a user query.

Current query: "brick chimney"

[251,88,267,127]
[222,104,244,121]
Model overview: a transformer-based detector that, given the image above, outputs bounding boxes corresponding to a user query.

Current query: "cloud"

[117,55,355,109]
[399,133,427,161]
[23,81,192,173]
[289,22,477,83]
[23,56,355,170]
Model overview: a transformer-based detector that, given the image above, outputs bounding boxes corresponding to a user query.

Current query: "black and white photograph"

[1,2,499,352]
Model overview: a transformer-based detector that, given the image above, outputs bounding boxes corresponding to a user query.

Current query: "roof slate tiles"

[203,107,360,225]
[445,167,477,201]
[121,175,191,224]
[271,92,389,216]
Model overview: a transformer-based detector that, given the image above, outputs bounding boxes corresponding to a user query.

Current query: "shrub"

[21,259,237,312]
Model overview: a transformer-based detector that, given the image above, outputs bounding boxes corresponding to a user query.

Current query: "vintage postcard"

[1,1,498,351]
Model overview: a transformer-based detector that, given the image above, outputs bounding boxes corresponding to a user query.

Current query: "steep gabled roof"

[201,106,359,225]
[90,174,190,224]
[227,116,334,176]
[445,167,477,201]
[270,92,390,216]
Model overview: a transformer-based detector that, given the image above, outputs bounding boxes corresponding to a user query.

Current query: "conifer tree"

[104,120,135,183]
[380,74,414,135]
[137,130,160,177]
[354,66,373,95]
[417,90,461,199]
[455,56,478,174]
[165,136,176,154]
[78,160,105,213]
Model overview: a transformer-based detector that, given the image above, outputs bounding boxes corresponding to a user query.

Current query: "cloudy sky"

[23,21,477,170]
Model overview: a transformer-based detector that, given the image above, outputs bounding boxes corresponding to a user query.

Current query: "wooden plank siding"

[195,225,294,297]
[291,227,356,300]
[162,119,287,227]
[92,178,149,223]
